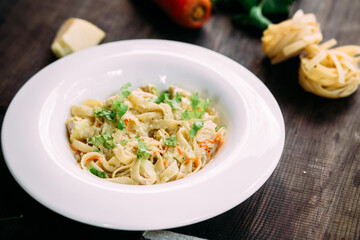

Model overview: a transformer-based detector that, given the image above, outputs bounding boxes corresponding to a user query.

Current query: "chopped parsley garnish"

[136,138,151,159]
[87,131,115,149]
[94,83,131,130]
[116,120,127,130]
[120,138,135,145]
[164,135,177,146]
[88,167,107,178]
[190,92,201,109]
[87,135,105,146]
[94,108,115,121]
[116,82,132,103]
[190,120,204,138]
[120,82,131,91]
[102,131,112,139]
[182,92,211,120]
[154,92,182,110]
[154,91,168,104]
[114,103,128,130]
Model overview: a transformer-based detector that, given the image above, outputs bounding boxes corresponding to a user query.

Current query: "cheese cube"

[51,18,106,58]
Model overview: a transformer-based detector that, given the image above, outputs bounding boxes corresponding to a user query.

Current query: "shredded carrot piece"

[153,150,161,155]
[69,143,79,152]
[95,121,100,127]
[199,143,211,157]
[194,158,200,168]
[183,157,200,168]
[183,157,195,163]
[163,160,167,165]
[214,134,224,151]
[176,146,183,155]
[124,119,130,131]
[198,139,215,144]
[86,156,103,163]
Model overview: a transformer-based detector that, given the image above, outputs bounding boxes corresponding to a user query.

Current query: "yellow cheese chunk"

[51,18,106,58]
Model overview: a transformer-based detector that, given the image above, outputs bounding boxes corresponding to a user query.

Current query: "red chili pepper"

[152,0,212,29]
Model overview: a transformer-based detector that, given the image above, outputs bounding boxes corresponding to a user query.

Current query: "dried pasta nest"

[262,10,323,64]
[299,39,360,98]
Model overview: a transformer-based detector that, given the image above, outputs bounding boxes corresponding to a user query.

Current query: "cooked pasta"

[299,39,360,98]
[66,83,226,185]
[262,9,323,64]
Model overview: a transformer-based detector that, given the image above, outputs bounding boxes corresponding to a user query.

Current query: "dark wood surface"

[1,0,360,239]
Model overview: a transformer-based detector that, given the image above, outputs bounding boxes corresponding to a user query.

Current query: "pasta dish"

[66,83,226,185]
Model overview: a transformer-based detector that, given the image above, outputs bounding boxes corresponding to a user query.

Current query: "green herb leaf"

[88,167,107,178]
[112,101,128,130]
[164,135,177,146]
[153,92,171,104]
[136,138,151,159]
[154,92,182,110]
[120,82,131,91]
[121,138,135,145]
[182,110,200,120]
[190,92,201,110]
[197,98,211,113]
[94,108,116,121]
[104,139,115,149]
[94,83,131,131]
[190,120,204,138]
[117,103,128,119]
[114,83,132,104]
[117,120,126,130]
[165,92,182,110]
[120,82,132,99]
[87,135,105,146]
[87,131,115,149]
[113,98,122,112]
[182,93,211,120]
[102,131,112,140]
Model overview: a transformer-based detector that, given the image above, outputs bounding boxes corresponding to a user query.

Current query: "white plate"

[1,40,285,230]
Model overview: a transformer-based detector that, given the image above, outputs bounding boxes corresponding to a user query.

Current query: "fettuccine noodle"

[261,9,360,98]
[299,39,360,98]
[66,84,226,185]
[262,9,323,64]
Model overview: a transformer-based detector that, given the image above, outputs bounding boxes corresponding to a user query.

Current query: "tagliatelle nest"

[299,39,360,98]
[262,10,323,64]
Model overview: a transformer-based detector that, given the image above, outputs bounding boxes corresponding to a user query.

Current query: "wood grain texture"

[0,0,359,239]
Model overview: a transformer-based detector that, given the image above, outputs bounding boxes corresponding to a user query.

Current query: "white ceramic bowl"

[1,39,285,230]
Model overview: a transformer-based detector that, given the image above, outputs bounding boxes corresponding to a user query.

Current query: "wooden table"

[1,0,359,239]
